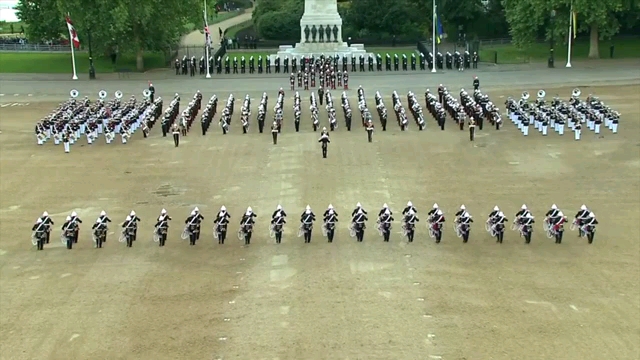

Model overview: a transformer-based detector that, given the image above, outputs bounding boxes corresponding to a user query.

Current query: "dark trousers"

[73,231,79,243]
[322,145,327,158]
[555,230,564,244]
[133,228,137,241]
[435,230,442,243]
[524,232,532,244]
[304,229,312,243]
[37,239,44,250]
[356,229,364,242]
[218,230,227,244]
[407,230,414,243]
[66,238,73,249]
[159,234,167,247]
[383,230,391,242]
[126,235,133,247]
[587,231,595,244]
[367,130,373,142]
[189,233,197,245]
[272,132,278,144]
[496,231,504,243]
[294,121,300,132]
[244,232,252,245]
[275,231,283,244]
[462,230,470,243]
[259,120,264,133]
[470,126,475,141]
[96,235,104,248]
[173,133,179,147]
[327,229,335,242]
[45,231,50,244]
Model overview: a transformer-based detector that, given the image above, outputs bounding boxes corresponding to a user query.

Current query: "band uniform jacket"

[402,206,417,215]
[318,134,330,147]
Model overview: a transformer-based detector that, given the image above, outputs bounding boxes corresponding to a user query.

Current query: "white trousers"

[574,129,581,140]
[558,124,564,135]
[542,125,548,136]
[522,126,529,136]
[64,141,70,153]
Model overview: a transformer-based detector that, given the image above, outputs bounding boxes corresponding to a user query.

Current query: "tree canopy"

[16,0,201,70]
[502,0,640,57]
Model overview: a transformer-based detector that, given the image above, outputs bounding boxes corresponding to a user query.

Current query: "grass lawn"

[0,52,167,73]
[0,21,27,34]
[479,37,640,64]
[225,20,252,38]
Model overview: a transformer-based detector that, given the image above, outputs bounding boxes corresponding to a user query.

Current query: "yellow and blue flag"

[435,12,444,44]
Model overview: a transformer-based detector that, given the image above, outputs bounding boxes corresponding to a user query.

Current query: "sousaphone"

[521,91,530,101]
[143,89,151,98]
[572,88,581,97]
[98,90,108,100]
[115,90,123,99]
[537,90,546,99]
[70,89,79,98]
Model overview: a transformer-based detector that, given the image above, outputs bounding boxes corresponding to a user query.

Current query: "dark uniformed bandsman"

[318,129,330,158]
[378,209,394,242]
[473,76,480,90]
[239,207,257,245]
[271,205,287,244]
[185,209,204,245]
[403,210,419,243]
[69,211,82,243]
[172,123,180,147]
[214,206,231,244]
[32,218,47,250]
[300,206,316,243]
[271,121,279,144]
[61,215,78,250]
[38,211,54,244]
[154,209,171,247]
[469,117,476,141]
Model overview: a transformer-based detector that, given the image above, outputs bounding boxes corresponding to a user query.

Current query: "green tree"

[17,0,201,70]
[15,0,63,42]
[502,0,630,58]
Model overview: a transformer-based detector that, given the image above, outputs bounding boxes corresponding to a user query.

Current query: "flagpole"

[204,0,211,78]
[431,1,436,73]
[67,13,78,80]
[566,5,573,68]
[70,41,78,80]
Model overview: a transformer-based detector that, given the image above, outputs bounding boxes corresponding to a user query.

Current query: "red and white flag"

[65,15,80,49]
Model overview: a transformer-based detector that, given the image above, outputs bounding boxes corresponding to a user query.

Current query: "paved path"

[178,8,254,59]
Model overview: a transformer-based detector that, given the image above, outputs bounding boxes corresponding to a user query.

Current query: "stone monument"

[271,0,370,63]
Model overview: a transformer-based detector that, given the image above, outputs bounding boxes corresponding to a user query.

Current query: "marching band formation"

[31,203,599,251]
[34,88,162,152]
[32,82,620,155]
[506,88,621,139]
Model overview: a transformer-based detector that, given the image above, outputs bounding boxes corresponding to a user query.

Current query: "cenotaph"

[271,0,371,63]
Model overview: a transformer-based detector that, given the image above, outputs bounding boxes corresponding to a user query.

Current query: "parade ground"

[0,62,639,360]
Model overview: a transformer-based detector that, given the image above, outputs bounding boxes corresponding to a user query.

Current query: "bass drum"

[236,228,244,240]
[297,224,304,238]
[153,228,160,243]
[181,227,189,240]
[31,231,38,246]
[348,223,356,238]
[118,231,127,243]
[269,224,276,239]
[60,232,67,244]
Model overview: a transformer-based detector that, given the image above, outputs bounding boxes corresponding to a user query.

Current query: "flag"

[203,10,211,48]
[571,10,577,39]
[65,15,80,49]
[435,12,444,44]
